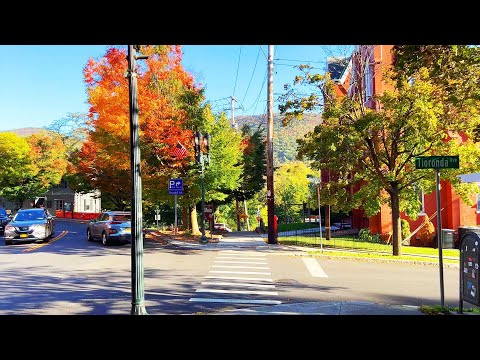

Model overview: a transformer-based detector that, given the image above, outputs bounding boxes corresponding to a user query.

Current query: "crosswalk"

[189,250,282,306]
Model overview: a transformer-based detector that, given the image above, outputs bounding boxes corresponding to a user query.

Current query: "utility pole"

[231,96,238,129]
[266,45,276,244]
[127,45,148,315]
[325,170,331,240]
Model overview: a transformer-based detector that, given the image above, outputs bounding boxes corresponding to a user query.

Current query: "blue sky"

[0,45,352,131]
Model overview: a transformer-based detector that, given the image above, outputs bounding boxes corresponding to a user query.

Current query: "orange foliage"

[77,45,202,199]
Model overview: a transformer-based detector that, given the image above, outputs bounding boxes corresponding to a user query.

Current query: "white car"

[213,223,232,233]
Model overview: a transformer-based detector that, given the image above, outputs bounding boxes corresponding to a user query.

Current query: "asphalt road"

[0,219,462,314]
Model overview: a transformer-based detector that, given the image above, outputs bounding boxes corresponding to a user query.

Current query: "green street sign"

[415,156,459,169]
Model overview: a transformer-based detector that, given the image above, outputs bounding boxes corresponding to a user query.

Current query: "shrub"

[358,228,372,242]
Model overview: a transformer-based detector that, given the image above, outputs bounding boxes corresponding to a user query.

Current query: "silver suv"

[87,211,131,246]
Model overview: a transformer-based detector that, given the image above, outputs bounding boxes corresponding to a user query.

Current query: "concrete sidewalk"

[216,301,425,315]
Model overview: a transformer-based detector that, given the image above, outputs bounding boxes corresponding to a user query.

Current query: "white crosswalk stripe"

[189,249,281,307]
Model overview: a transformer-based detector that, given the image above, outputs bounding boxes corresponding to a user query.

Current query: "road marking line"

[196,288,278,296]
[189,298,282,305]
[22,230,68,253]
[218,251,267,257]
[205,275,273,282]
[214,260,268,265]
[201,281,276,289]
[303,258,328,278]
[210,270,271,275]
[212,265,269,269]
[216,256,267,260]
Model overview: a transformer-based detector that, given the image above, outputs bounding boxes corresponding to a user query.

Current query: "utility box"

[441,229,455,249]
[458,226,480,249]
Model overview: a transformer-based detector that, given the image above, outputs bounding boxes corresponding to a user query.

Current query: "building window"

[47,200,52,208]
[84,199,90,210]
[364,60,372,102]
[55,200,64,210]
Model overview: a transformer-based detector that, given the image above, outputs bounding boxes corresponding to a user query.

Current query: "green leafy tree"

[0,131,68,205]
[280,46,480,256]
[0,133,33,203]
[274,161,312,223]
[227,124,267,230]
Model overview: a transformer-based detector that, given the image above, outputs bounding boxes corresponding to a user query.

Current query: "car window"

[14,211,45,221]
[99,213,109,221]
[113,215,130,222]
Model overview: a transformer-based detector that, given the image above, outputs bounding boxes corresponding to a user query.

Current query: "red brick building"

[327,45,478,241]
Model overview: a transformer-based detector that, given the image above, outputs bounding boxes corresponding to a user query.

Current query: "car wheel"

[87,229,94,242]
[101,232,109,246]
[5,240,12,245]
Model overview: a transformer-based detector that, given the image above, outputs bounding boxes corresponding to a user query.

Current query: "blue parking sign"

[169,178,184,195]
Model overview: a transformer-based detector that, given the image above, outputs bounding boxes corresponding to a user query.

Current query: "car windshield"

[14,211,45,221]
[113,215,130,222]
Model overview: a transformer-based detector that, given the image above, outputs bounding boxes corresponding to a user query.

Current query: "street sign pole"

[435,169,445,307]
[415,155,458,308]
[174,194,178,237]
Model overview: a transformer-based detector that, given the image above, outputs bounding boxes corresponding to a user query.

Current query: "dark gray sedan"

[87,211,131,246]
[4,208,55,245]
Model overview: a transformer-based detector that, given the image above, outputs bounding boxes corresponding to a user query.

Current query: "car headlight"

[32,224,45,230]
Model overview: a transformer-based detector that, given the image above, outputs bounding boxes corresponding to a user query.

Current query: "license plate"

[125,228,131,233]
[20,234,28,238]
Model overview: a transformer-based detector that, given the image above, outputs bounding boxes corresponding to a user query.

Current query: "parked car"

[0,207,10,235]
[213,223,232,233]
[4,208,55,245]
[87,211,132,246]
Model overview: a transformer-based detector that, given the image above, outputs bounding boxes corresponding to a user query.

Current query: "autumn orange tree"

[73,45,199,210]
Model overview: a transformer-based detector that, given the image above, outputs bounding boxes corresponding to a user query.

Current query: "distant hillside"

[235,113,322,165]
[1,127,46,137]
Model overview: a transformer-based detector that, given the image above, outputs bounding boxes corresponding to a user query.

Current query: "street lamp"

[194,131,211,244]
[307,172,323,253]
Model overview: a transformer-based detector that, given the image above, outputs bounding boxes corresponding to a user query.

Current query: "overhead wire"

[232,45,243,97]
[240,46,261,110]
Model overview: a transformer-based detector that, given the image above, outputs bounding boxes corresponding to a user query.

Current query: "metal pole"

[200,157,208,244]
[317,176,323,253]
[325,170,331,240]
[174,194,178,236]
[435,169,445,307]
[231,96,237,129]
[127,45,148,315]
[266,45,276,244]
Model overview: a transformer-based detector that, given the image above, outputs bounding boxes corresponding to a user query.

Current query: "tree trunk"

[236,199,241,231]
[325,204,331,240]
[182,205,189,231]
[243,199,250,231]
[190,205,201,235]
[390,184,402,256]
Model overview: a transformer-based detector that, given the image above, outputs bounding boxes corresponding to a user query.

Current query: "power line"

[274,58,325,64]
[240,47,261,109]
[275,63,325,71]
[232,45,243,97]
[259,45,268,61]
[247,70,268,113]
